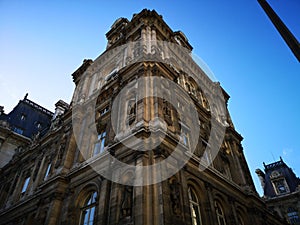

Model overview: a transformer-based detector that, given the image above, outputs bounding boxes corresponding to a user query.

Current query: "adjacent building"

[0,94,53,168]
[256,158,300,224]
[0,9,289,225]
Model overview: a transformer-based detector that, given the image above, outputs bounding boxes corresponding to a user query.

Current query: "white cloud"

[282,148,293,158]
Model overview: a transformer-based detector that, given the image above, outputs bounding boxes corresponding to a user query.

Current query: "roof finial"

[24,93,28,100]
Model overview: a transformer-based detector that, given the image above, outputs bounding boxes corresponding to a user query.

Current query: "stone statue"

[121,185,133,217]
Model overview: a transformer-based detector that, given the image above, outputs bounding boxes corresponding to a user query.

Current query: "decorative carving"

[162,99,173,126]
[50,115,62,131]
[127,99,136,125]
[55,135,67,168]
[31,132,41,146]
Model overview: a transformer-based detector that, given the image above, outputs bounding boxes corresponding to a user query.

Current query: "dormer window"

[20,114,26,121]
[272,178,290,195]
[35,121,42,130]
[269,170,290,195]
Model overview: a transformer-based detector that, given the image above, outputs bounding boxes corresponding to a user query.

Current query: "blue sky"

[0,0,299,195]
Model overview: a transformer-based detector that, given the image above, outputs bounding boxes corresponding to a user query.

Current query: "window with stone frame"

[215,201,226,225]
[21,176,30,195]
[80,191,98,225]
[44,162,52,180]
[271,178,290,195]
[178,121,190,149]
[188,186,202,225]
[201,139,213,166]
[93,130,107,156]
[287,207,300,224]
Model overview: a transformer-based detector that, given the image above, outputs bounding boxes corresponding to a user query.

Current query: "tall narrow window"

[180,123,190,149]
[182,131,189,147]
[44,163,52,180]
[80,192,97,225]
[188,186,202,225]
[93,131,106,156]
[215,201,226,225]
[20,114,26,121]
[237,213,244,225]
[202,142,212,166]
[21,177,30,194]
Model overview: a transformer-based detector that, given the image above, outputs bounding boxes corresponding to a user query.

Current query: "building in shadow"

[0,94,53,168]
[256,157,300,224]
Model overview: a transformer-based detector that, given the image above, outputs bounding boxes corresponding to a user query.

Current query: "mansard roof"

[0,94,53,139]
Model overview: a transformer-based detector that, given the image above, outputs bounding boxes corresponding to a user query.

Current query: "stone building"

[256,158,300,224]
[0,94,53,168]
[0,9,288,225]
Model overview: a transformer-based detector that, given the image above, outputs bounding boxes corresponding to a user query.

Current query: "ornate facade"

[0,9,288,225]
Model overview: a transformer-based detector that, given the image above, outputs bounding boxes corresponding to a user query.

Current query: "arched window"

[215,201,226,225]
[80,192,97,225]
[188,186,202,225]
[237,213,244,225]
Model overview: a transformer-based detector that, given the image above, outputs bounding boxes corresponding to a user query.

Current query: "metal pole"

[258,0,300,62]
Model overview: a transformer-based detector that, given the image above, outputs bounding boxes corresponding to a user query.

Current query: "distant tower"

[258,0,300,62]
[256,157,300,224]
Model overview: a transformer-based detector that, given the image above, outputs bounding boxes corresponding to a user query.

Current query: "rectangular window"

[179,122,190,149]
[93,131,106,156]
[100,106,109,116]
[21,177,30,194]
[13,127,24,135]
